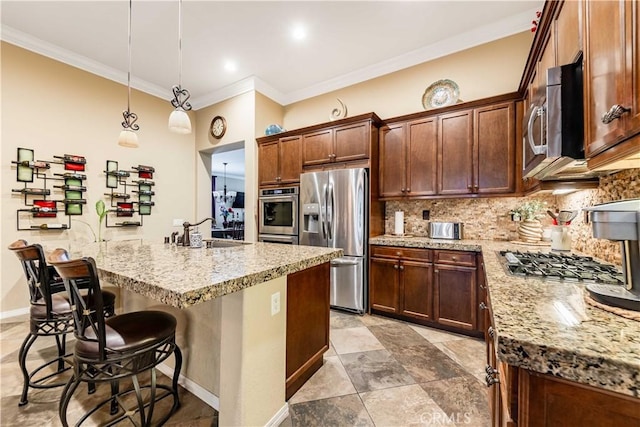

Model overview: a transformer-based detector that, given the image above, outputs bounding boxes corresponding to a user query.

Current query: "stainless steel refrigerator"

[299,168,368,313]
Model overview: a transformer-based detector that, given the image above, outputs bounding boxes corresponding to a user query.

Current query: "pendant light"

[222,162,229,202]
[168,0,192,134]
[118,0,139,148]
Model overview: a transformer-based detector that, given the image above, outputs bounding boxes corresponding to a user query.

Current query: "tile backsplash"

[384,168,640,265]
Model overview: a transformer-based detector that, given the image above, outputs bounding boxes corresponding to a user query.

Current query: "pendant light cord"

[127,0,132,113]
[178,0,183,88]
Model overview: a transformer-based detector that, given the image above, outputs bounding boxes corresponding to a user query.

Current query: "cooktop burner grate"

[499,250,624,285]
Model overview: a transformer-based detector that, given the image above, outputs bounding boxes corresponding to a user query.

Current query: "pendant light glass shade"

[169,0,192,133]
[118,129,139,148]
[168,107,192,134]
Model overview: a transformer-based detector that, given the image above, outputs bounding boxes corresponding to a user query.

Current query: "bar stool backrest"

[48,248,107,361]
[8,240,56,317]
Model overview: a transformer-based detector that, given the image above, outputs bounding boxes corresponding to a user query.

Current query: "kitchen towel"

[394,211,404,235]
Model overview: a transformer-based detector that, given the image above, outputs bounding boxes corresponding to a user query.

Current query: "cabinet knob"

[434,269,439,273]
[488,326,495,338]
[399,265,404,271]
[394,264,399,269]
[401,188,406,192]
[474,185,479,191]
[451,256,457,261]
[601,104,631,124]
[396,252,401,256]
[485,365,498,375]
[407,188,411,192]
[485,373,500,387]
[479,302,488,310]
[467,184,472,190]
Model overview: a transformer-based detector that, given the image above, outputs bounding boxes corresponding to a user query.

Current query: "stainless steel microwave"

[258,187,299,237]
[523,54,591,180]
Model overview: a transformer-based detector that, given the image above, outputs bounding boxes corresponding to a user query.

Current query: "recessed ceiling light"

[292,25,306,41]
[224,61,237,72]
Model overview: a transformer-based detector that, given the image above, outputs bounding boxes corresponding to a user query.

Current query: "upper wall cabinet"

[256,113,381,188]
[379,96,517,200]
[584,0,640,164]
[302,120,374,167]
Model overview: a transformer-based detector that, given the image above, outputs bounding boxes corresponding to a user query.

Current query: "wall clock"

[210,115,227,139]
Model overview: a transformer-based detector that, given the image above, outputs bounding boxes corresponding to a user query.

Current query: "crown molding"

[2,6,537,110]
[281,7,538,105]
[1,25,172,100]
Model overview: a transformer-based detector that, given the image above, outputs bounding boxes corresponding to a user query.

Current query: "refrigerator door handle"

[331,258,360,266]
[320,183,327,239]
[328,183,334,241]
[326,183,333,241]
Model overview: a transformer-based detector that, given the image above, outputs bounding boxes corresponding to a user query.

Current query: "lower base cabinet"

[286,262,330,400]
[370,246,481,336]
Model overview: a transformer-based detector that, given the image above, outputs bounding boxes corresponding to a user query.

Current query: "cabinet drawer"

[434,250,476,266]
[371,246,432,262]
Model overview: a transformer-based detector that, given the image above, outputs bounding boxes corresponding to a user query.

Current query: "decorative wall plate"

[422,79,460,110]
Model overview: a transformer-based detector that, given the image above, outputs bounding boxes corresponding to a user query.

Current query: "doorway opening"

[212,142,245,239]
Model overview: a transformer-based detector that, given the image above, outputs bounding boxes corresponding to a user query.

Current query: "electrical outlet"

[271,292,281,316]
[172,219,184,227]
[422,210,430,220]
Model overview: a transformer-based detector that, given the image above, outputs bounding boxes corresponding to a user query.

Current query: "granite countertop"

[370,235,640,398]
[67,240,342,309]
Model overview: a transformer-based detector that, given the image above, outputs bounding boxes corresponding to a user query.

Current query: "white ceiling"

[1,1,541,110]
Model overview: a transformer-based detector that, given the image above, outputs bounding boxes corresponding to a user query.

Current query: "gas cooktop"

[499,250,624,285]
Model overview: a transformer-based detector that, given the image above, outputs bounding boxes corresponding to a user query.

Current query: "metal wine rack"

[11,147,88,231]
[103,160,156,228]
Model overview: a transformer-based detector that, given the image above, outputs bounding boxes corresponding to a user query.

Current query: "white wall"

[1,42,196,314]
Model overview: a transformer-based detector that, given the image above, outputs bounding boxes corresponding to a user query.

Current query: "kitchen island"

[370,236,640,423]
[67,239,343,427]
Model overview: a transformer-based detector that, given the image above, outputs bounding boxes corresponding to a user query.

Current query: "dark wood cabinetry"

[379,117,437,198]
[286,262,330,400]
[370,246,433,322]
[302,121,372,167]
[258,135,302,187]
[433,250,477,331]
[379,96,517,200]
[370,246,481,336]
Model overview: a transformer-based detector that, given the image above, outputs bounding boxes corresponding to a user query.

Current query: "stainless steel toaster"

[429,222,463,240]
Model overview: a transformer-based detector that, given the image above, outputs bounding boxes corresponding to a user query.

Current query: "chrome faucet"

[182,217,216,246]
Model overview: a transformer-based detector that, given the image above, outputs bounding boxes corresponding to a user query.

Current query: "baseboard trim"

[265,402,290,427]
[156,363,220,411]
[0,307,29,320]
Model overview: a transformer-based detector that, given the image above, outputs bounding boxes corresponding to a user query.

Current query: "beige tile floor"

[1,311,489,426]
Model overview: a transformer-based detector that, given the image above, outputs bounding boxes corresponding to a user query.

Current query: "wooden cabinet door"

[474,102,515,194]
[518,369,640,427]
[555,0,582,65]
[584,0,628,157]
[438,110,473,195]
[407,117,438,196]
[258,141,280,186]
[379,124,406,198]
[370,257,399,314]
[433,264,477,330]
[302,129,334,166]
[628,0,640,134]
[399,260,433,322]
[538,27,557,94]
[286,262,330,400]
[278,136,302,184]
[334,122,370,163]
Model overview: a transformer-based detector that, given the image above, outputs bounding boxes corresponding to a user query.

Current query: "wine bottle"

[31,223,66,230]
[106,192,130,199]
[116,207,135,213]
[54,185,87,191]
[138,200,155,206]
[31,206,57,213]
[105,170,130,177]
[132,165,155,173]
[116,221,141,226]
[132,190,155,196]
[12,188,50,195]
[54,154,86,164]
[54,172,87,180]
[132,180,155,186]
[61,199,87,204]
[13,160,50,169]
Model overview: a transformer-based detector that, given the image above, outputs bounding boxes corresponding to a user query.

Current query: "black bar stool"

[8,239,116,406]
[48,248,182,427]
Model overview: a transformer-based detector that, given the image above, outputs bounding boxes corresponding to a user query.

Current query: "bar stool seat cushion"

[75,310,176,358]
[29,290,116,320]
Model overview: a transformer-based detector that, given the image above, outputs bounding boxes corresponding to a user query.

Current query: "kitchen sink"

[204,240,248,248]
